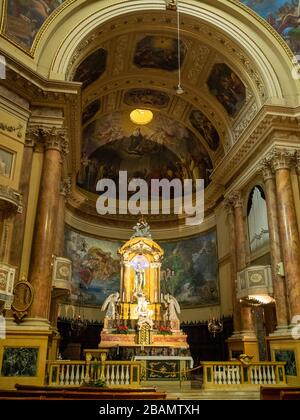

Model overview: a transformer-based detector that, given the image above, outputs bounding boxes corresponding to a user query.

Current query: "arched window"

[247,186,269,253]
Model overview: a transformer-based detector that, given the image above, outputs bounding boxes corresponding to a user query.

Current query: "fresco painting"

[189,110,220,151]
[77,112,213,193]
[134,36,186,70]
[240,0,300,55]
[6,0,65,48]
[207,63,246,117]
[82,100,101,125]
[124,89,170,108]
[73,49,107,89]
[65,228,219,308]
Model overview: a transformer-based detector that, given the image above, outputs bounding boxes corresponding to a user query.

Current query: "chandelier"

[176,1,184,94]
[208,317,223,338]
[71,289,88,335]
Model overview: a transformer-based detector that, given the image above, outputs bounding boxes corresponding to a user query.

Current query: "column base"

[0,320,52,390]
[227,332,259,362]
[267,332,300,385]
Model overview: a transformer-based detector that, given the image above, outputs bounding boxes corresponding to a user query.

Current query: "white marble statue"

[162,293,181,322]
[101,292,120,319]
[136,293,153,329]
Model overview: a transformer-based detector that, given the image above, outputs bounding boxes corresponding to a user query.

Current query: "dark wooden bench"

[280,391,300,400]
[260,386,300,400]
[0,386,166,400]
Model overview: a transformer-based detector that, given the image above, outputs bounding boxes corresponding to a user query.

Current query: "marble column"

[231,191,255,334]
[259,160,289,329]
[49,177,71,328]
[9,133,35,276]
[296,151,300,195]
[224,198,241,333]
[29,128,68,321]
[268,148,300,320]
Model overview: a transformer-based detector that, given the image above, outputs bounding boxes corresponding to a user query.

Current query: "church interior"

[0,0,300,401]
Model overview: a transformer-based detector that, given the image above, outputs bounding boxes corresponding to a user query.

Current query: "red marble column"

[269,148,300,320]
[50,177,71,327]
[260,161,289,328]
[224,198,241,332]
[9,136,35,276]
[231,191,255,333]
[29,128,67,321]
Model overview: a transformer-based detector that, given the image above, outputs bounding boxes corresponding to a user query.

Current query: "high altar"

[99,220,190,360]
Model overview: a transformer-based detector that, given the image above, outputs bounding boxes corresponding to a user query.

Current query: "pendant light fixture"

[176,1,184,95]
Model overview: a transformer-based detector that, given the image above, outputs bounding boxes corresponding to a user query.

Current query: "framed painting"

[0,147,14,179]
[1,347,39,377]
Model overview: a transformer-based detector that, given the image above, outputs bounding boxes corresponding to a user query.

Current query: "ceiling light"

[130,109,153,125]
[176,2,184,95]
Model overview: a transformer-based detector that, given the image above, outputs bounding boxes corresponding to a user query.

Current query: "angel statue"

[101,292,120,320]
[131,219,152,238]
[162,293,181,329]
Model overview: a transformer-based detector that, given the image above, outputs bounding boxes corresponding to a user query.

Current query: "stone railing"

[202,361,286,389]
[47,360,141,388]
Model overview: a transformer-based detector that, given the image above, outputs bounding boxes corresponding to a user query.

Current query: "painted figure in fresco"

[134,263,146,294]
[101,292,120,319]
[0,155,7,177]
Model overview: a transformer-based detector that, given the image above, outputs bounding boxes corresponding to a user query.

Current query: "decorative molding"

[11,275,34,324]
[258,159,274,181]
[265,147,296,171]
[0,122,23,139]
[0,185,23,218]
[60,176,72,197]
[233,102,258,141]
[228,191,243,209]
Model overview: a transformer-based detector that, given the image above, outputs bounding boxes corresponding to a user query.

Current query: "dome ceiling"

[65,10,259,227]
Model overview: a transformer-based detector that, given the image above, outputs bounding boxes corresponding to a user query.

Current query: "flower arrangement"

[113,325,129,334]
[157,326,172,335]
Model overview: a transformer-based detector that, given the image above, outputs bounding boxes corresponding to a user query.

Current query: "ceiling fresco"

[133,36,186,70]
[189,110,220,151]
[207,63,246,117]
[5,0,65,48]
[73,48,107,89]
[82,100,101,125]
[124,89,170,108]
[77,111,213,194]
[240,0,300,55]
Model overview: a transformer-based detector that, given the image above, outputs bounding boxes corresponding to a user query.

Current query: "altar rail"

[202,362,287,389]
[47,360,141,388]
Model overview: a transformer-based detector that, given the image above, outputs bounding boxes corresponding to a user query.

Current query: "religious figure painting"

[189,110,220,151]
[65,229,121,306]
[82,100,101,125]
[240,0,300,55]
[5,0,65,48]
[160,230,219,307]
[0,148,14,179]
[207,63,246,117]
[73,49,107,89]
[134,36,186,70]
[65,228,218,308]
[124,89,170,108]
[77,111,213,194]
